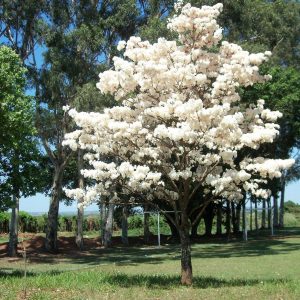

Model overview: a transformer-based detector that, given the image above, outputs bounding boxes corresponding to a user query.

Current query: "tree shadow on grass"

[0,268,62,278]
[0,268,291,290]
[97,273,290,290]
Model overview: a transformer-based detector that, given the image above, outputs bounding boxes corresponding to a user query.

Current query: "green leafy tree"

[0,46,43,256]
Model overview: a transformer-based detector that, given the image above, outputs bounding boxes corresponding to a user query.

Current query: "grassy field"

[0,228,300,299]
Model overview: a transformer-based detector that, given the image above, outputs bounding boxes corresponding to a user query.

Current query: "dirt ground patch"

[0,233,169,262]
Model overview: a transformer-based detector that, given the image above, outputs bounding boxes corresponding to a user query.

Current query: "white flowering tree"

[63,3,294,285]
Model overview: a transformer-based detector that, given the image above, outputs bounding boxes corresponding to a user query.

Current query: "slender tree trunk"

[45,165,64,252]
[279,179,285,228]
[250,200,253,231]
[242,200,246,240]
[179,214,192,285]
[191,213,201,238]
[143,205,150,243]
[255,199,258,232]
[104,202,114,248]
[76,149,84,250]
[267,198,271,229]
[216,202,222,235]
[100,201,106,244]
[121,205,129,245]
[8,194,19,257]
[225,200,231,240]
[273,194,279,228]
[203,203,214,237]
[261,199,266,229]
[234,203,241,233]
[165,215,179,240]
[231,202,236,232]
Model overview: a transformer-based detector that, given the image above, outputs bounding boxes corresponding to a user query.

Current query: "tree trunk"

[233,203,241,234]
[261,199,266,229]
[231,202,236,232]
[179,226,192,285]
[267,198,271,229]
[203,203,214,237]
[165,214,179,240]
[104,202,114,248]
[45,165,64,252]
[279,179,285,228]
[273,194,279,227]
[121,205,129,246]
[250,200,253,231]
[8,194,19,257]
[191,213,201,238]
[242,200,247,240]
[225,200,231,240]
[76,149,84,250]
[254,199,258,232]
[100,201,106,244]
[216,202,222,235]
[143,205,150,243]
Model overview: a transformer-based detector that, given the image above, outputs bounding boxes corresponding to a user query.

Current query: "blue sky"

[20,180,300,213]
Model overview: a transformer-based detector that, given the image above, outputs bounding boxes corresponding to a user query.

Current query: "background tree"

[0,46,43,256]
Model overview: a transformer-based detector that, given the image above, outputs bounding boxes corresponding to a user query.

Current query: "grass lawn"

[0,228,300,299]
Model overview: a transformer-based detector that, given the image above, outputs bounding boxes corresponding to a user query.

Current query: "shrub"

[284,212,298,227]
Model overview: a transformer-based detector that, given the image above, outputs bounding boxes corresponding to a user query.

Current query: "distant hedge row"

[0,212,102,233]
[0,211,167,234]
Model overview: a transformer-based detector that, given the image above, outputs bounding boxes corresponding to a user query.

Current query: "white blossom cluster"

[64,3,294,208]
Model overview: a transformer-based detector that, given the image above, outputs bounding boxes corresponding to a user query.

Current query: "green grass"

[1,228,300,299]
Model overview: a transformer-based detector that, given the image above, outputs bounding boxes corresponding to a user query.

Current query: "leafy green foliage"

[0,46,44,211]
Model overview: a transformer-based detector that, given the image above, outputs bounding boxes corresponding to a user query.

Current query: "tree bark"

[76,149,84,250]
[273,194,279,227]
[8,194,19,257]
[261,199,266,229]
[203,203,214,237]
[250,200,253,231]
[100,201,106,245]
[235,203,241,233]
[104,202,114,248]
[225,200,231,240]
[45,165,64,252]
[231,202,236,232]
[143,205,150,243]
[165,214,179,240]
[279,179,285,228]
[254,199,258,232]
[216,202,222,235]
[267,198,271,229]
[179,226,192,285]
[242,200,247,240]
[191,215,201,237]
[121,205,129,246]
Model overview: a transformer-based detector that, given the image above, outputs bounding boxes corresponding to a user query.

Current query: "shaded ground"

[0,227,299,265]
[0,228,299,299]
